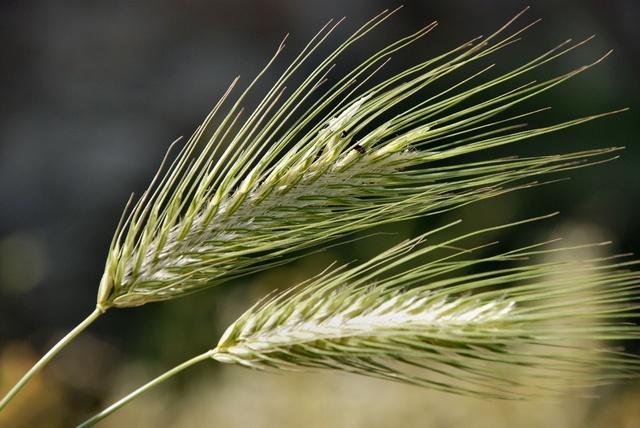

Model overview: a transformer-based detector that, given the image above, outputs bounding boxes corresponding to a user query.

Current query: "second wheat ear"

[0,8,627,410]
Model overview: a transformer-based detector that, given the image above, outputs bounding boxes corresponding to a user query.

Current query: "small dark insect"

[340,130,347,138]
[352,144,366,154]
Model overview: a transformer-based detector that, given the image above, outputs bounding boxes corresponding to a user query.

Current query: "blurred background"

[1,0,639,426]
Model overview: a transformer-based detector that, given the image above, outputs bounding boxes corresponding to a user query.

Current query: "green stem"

[77,350,213,427]
[0,306,104,411]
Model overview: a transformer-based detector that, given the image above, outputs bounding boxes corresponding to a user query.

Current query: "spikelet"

[213,217,640,399]
[96,8,625,309]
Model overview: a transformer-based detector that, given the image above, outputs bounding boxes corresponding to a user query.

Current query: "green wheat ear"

[0,7,628,411]
[78,215,640,426]
[213,220,640,399]
[97,7,625,310]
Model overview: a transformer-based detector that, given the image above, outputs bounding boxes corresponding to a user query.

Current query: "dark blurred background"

[1,1,639,427]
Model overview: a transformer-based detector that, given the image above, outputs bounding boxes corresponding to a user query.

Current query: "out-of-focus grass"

[0,345,68,428]
[97,364,640,428]
[4,343,640,428]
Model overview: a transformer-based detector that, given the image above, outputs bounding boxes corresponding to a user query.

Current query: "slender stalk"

[77,350,213,427]
[0,307,104,411]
